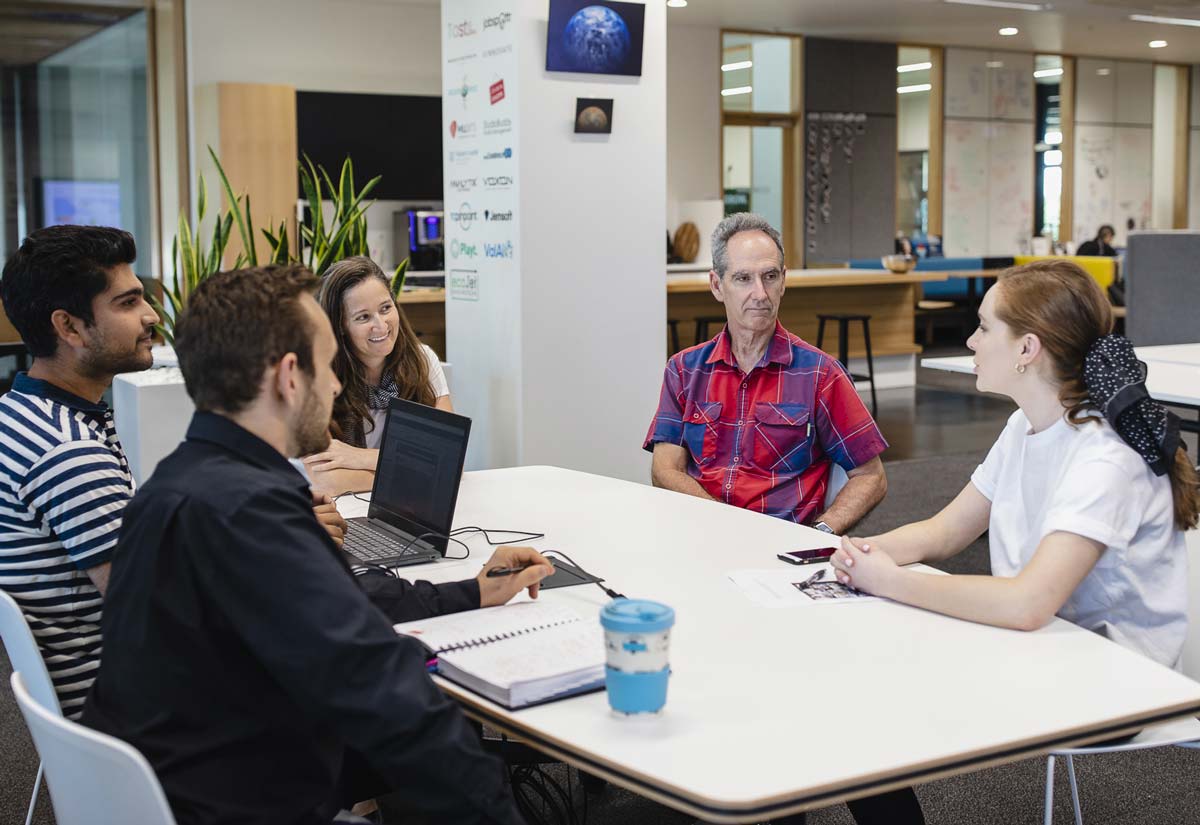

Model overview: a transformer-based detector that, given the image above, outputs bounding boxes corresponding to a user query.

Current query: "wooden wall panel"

[212,83,298,267]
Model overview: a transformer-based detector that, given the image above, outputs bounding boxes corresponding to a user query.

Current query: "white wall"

[667,23,720,227]
[1152,65,1179,230]
[188,0,442,95]
[516,0,666,482]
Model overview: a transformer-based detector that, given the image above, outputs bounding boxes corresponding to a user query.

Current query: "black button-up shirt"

[83,412,521,825]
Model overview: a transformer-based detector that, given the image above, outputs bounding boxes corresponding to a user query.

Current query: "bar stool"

[816,314,878,416]
[666,320,681,354]
[694,315,726,345]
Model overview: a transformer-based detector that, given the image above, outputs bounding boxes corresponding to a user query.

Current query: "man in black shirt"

[84,265,546,825]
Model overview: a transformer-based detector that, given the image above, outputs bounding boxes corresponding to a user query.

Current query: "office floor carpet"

[3,451,1199,824]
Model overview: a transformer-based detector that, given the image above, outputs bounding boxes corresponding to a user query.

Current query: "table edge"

[450,686,1200,822]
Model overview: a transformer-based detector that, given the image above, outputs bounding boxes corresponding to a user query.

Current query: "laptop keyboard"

[344,521,423,562]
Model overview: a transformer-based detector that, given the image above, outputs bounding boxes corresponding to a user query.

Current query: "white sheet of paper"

[727,565,882,608]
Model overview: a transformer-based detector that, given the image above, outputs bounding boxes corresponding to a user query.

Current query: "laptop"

[342,398,472,567]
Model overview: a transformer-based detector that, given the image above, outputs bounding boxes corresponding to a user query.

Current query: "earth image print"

[562,5,631,73]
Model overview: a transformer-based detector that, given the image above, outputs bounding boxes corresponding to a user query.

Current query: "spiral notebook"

[393,602,606,709]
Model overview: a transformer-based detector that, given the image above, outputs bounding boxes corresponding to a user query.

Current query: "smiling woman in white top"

[831,260,1200,669]
[303,256,453,494]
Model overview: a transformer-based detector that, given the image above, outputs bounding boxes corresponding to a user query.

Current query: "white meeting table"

[337,466,1200,823]
[921,351,1200,431]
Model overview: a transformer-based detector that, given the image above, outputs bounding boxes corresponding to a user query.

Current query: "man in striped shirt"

[0,225,155,718]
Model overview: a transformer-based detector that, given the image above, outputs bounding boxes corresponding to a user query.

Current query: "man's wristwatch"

[814,521,834,534]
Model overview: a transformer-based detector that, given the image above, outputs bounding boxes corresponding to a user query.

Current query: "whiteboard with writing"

[1073,124,1151,246]
[943,119,988,256]
[944,119,1033,256]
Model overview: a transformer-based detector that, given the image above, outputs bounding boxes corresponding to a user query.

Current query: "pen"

[800,568,827,588]
[485,564,530,577]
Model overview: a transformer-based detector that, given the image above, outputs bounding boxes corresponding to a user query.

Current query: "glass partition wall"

[1035,54,1065,243]
[896,46,933,243]
[720,31,801,264]
[0,8,153,269]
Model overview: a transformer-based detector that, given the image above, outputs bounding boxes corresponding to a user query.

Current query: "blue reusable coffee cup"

[599,599,675,714]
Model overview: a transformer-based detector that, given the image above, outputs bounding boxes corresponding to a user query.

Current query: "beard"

[80,327,154,378]
[293,383,333,457]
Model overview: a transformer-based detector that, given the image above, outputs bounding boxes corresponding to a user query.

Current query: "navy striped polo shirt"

[0,373,133,718]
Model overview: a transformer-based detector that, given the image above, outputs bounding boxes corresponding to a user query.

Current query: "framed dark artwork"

[574,98,614,133]
[546,0,645,77]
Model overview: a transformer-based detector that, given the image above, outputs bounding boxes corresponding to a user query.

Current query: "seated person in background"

[304,256,450,494]
[830,261,1198,669]
[83,265,546,825]
[1074,224,1117,257]
[644,212,888,536]
[0,225,155,718]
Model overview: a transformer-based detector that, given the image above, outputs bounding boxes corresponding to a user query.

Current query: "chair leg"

[1044,755,1056,825]
[860,318,877,417]
[25,762,42,825]
[1065,754,1083,825]
[816,317,827,351]
[837,320,850,373]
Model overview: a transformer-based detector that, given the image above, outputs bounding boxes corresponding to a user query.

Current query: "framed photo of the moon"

[546,0,645,77]
[574,98,614,134]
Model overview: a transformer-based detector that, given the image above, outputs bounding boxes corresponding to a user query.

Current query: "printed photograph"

[546,0,645,77]
[574,98,614,134]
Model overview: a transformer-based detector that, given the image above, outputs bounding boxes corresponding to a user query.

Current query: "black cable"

[541,549,626,600]
[450,526,545,545]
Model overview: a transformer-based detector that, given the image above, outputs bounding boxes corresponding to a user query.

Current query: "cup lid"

[600,599,675,633]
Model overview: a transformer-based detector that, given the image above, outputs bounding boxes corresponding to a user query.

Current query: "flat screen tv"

[546,0,645,77]
[296,92,443,201]
[41,180,122,229]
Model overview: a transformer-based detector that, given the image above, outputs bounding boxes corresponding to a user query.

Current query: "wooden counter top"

[395,288,447,305]
[666,268,950,293]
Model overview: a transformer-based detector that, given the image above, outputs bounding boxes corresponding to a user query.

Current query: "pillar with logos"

[441,0,666,481]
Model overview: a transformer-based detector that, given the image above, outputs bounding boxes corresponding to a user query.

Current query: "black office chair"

[816,314,878,416]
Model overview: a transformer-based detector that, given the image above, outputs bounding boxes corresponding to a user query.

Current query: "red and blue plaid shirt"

[643,322,888,524]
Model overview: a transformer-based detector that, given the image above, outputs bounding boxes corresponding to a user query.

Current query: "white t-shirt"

[970,409,1187,669]
[364,345,450,450]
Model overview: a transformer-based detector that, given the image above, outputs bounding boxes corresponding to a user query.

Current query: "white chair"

[0,589,61,825]
[11,670,177,825]
[824,462,849,510]
[1042,527,1200,824]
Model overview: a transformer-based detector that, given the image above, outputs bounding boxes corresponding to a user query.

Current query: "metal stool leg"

[1044,755,1056,825]
[667,320,680,354]
[816,317,827,351]
[1065,754,1083,825]
[860,317,877,417]
[25,762,42,825]
[837,319,850,372]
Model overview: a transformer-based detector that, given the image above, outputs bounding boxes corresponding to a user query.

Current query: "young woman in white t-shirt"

[303,256,453,494]
[830,260,1200,668]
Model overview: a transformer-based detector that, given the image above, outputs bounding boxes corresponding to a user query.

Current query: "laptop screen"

[367,399,471,555]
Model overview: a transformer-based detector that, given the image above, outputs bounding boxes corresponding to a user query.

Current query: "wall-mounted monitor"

[546,0,645,77]
[40,180,122,229]
[296,92,443,201]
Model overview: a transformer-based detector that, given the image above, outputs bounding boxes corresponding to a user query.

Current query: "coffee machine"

[396,209,444,271]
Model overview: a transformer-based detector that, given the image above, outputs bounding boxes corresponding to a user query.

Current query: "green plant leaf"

[196,174,207,224]
[208,145,257,267]
[390,257,410,296]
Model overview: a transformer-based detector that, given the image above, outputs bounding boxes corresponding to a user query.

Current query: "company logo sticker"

[483,117,512,135]
[485,241,514,259]
[490,79,506,105]
[484,209,513,222]
[483,147,513,160]
[450,239,478,259]
[450,203,478,230]
[483,11,512,31]
[449,120,476,139]
[484,175,513,189]
[449,177,477,193]
[447,20,477,38]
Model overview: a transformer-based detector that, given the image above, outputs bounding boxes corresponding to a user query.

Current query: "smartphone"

[776,547,836,565]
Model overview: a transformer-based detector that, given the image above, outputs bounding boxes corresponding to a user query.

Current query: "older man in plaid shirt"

[644,212,889,535]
